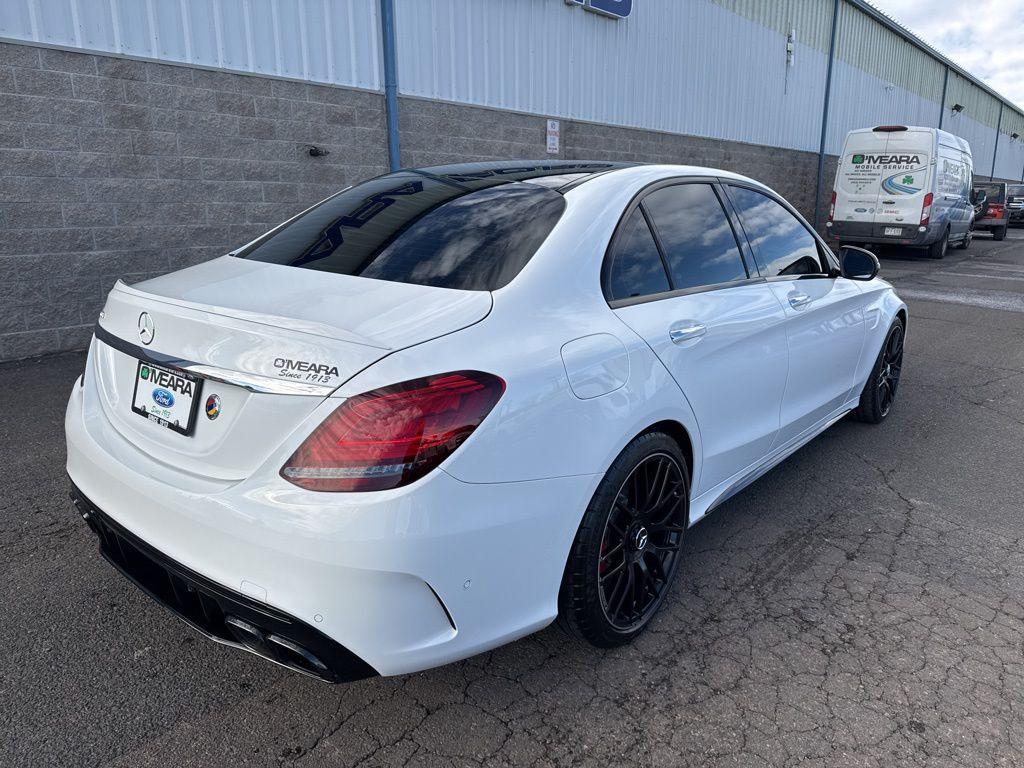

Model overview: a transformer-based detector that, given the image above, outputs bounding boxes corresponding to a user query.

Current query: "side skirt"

[688,400,859,525]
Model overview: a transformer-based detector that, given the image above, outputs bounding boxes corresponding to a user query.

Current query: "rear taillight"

[988,203,1005,219]
[828,191,836,223]
[920,192,933,226]
[281,371,505,492]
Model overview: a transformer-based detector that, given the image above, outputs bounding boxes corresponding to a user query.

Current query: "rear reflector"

[281,371,505,492]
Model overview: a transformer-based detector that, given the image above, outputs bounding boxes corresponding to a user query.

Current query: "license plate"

[131,360,203,436]
[884,227,902,236]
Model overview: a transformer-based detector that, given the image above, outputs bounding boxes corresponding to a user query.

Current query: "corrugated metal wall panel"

[947,72,1003,131]
[712,0,834,53]
[825,61,942,153]
[396,0,828,154]
[835,2,944,104]
[0,0,381,90]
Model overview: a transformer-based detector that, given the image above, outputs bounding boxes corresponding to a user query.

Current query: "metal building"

[0,0,1022,360]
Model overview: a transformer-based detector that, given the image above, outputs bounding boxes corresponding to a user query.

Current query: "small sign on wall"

[546,119,560,154]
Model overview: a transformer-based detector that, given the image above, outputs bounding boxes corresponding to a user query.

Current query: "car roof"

[403,161,768,194]
[578,162,771,189]
[407,160,636,193]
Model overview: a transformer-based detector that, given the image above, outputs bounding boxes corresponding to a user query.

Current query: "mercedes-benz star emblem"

[138,312,155,345]
[634,527,648,550]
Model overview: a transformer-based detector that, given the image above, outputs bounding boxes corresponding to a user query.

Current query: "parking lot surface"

[3,229,1024,768]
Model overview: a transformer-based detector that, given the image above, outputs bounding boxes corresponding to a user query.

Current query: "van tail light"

[920,192,933,226]
[828,191,836,223]
[281,371,505,492]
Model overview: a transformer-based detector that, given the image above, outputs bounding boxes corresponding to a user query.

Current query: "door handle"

[788,293,811,309]
[669,322,707,344]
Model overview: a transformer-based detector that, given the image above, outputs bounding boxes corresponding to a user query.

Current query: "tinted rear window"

[975,184,1005,202]
[239,175,565,291]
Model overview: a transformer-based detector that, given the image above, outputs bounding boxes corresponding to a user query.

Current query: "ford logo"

[152,388,175,408]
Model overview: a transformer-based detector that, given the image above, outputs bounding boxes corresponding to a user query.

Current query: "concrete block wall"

[0,41,387,361]
[398,96,836,227]
[1,41,839,362]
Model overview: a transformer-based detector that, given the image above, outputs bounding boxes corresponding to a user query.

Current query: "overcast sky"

[869,0,1024,107]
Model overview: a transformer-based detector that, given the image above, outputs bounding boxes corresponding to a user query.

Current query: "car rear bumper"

[71,485,376,682]
[65,377,598,677]
[827,220,935,246]
[975,218,1008,230]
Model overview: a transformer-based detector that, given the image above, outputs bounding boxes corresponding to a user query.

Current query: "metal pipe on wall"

[938,66,949,130]
[991,102,1003,181]
[813,0,842,231]
[379,0,401,172]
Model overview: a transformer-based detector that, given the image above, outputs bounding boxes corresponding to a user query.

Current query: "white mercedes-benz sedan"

[66,161,906,681]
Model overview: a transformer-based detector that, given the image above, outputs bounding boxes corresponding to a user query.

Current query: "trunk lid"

[91,256,491,481]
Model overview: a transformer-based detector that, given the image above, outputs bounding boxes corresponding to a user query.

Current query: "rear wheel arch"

[641,420,694,491]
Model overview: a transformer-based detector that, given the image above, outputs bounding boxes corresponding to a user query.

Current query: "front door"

[725,184,865,445]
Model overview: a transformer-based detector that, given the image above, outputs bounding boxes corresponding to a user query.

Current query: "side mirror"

[840,245,879,281]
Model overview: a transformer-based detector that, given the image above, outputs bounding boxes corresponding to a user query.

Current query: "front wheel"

[853,317,905,424]
[559,433,689,647]
[955,230,972,250]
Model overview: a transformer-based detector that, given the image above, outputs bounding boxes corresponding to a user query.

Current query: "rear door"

[873,129,933,238]
[608,180,789,495]
[725,184,865,445]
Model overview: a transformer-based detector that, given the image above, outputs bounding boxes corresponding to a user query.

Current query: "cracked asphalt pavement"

[3,229,1024,767]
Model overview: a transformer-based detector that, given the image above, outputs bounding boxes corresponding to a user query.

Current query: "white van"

[827,126,973,258]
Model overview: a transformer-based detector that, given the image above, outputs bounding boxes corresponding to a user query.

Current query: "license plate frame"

[883,226,902,237]
[131,360,203,436]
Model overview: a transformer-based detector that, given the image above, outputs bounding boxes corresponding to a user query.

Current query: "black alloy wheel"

[597,453,686,630]
[876,322,904,417]
[854,317,905,424]
[559,433,690,647]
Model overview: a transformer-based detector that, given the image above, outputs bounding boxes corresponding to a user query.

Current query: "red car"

[972,182,1009,241]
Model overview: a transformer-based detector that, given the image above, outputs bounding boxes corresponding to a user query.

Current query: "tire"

[955,230,972,250]
[927,229,948,259]
[853,317,905,424]
[558,432,690,647]
[994,225,1007,241]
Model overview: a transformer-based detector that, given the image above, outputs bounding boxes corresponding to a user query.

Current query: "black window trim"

[603,176,764,309]
[720,179,841,280]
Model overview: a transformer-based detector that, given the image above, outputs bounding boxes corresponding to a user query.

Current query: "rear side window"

[727,186,826,278]
[239,177,565,291]
[642,184,747,290]
[605,208,670,301]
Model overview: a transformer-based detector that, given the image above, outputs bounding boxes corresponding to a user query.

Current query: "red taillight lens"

[920,192,933,226]
[988,203,1005,218]
[281,371,505,492]
[828,190,836,222]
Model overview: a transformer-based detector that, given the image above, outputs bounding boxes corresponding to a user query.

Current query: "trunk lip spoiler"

[93,324,336,397]
[112,278,389,350]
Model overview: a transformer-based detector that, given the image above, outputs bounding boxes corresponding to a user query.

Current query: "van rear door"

[873,128,932,238]
[835,130,889,228]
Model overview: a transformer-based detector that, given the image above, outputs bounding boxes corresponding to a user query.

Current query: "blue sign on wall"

[564,0,633,20]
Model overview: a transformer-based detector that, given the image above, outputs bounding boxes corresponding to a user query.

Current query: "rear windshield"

[237,173,565,291]
[975,184,1005,202]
